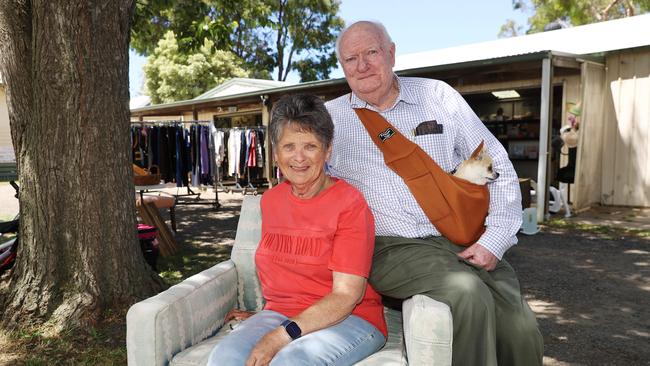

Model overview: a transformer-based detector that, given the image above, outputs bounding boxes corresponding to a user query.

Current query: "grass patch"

[545,218,650,239]
[0,314,127,365]
[156,241,231,286]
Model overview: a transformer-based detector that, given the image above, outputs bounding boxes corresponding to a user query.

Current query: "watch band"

[281,319,302,340]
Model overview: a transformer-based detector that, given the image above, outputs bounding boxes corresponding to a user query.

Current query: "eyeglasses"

[341,48,384,69]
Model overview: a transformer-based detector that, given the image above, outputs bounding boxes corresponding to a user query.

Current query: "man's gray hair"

[335,20,393,62]
[269,94,334,148]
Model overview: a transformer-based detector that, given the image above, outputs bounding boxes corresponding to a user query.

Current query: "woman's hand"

[245,327,291,366]
[225,309,255,322]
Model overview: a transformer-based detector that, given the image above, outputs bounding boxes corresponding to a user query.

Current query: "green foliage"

[504,0,650,35]
[144,31,249,104]
[267,0,344,81]
[131,0,343,82]
[498,19,524,38]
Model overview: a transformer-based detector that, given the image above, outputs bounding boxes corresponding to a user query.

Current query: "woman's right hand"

[225,309,255,322]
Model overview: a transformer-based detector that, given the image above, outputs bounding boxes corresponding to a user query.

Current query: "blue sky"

[129,0,531,97]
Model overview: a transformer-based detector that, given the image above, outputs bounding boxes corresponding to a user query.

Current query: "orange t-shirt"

[255,178,387,337]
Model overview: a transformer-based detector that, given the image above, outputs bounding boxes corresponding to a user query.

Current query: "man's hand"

[245,327,291,366]
[458,243,498,271]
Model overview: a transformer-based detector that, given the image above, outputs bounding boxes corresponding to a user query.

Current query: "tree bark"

[0,0,166,331]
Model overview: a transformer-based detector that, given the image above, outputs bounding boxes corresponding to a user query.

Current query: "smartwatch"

[281,319,302,340]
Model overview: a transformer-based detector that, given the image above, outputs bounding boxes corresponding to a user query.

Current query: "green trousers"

[369,236,543,366]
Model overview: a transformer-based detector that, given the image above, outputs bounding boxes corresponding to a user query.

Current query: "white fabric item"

[227,130,237,176]
[548,186,563,213]
[326,76,522,259]
[209,126,225,166]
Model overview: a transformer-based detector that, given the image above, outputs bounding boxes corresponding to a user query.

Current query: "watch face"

[282,320,302,339]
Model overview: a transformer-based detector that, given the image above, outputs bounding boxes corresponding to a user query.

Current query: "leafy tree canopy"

[132,0,344,83]
[144,31,249,104]
[500,0,650,37]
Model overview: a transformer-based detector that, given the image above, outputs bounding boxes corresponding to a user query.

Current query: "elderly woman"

[207,94,387,366]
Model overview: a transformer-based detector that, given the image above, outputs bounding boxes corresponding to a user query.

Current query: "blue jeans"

[207,310,386,366]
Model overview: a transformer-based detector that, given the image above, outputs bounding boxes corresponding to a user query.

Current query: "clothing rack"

[131,121,220,209]
[217,126,266,196]
[132,120,212,125]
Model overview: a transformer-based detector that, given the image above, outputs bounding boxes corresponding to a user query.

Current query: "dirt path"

[508,226,650,366]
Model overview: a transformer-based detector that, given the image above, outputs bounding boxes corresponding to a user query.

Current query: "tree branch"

[600,0,622,20]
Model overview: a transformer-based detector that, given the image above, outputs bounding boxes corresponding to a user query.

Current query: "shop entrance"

[463,85,565,188]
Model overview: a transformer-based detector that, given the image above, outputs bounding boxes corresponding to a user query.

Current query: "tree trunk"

[0,0,166,331]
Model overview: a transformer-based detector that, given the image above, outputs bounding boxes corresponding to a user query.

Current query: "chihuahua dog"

[453,141,499,185]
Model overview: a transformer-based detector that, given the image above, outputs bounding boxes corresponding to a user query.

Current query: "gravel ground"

[2,185,649,365]
[169,191,650,366]
[507,226,650,366]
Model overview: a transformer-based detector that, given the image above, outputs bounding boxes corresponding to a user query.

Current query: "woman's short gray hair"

[269,94,334,148]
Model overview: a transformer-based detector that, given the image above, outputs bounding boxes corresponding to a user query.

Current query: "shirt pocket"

[412,134,455,172]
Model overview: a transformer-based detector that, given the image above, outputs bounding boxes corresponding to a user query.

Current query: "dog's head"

[453,141,499,185]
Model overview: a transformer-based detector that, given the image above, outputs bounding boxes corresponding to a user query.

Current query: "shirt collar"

[348,76,418,111]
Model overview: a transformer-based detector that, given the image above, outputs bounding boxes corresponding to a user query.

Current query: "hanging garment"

[228,130,238,176]
[256,129,265,168]
[200,126,211,185]
[247,130,257,167]
[190,125,200,186]
[210,125,225,165]
[159,127,173,182]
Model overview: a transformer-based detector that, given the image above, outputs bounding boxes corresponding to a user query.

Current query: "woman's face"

[274,125,331,188]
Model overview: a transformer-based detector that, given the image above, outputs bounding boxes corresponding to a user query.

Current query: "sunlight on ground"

[627,329,650,338]
[528,299,577,325]
[0,331,19,365]
[542,355,574,366]
[624,249,650,255]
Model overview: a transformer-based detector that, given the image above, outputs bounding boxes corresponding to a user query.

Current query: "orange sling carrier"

[354,108,489,246]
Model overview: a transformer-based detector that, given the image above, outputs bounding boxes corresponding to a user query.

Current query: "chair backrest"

[230,195,265,311]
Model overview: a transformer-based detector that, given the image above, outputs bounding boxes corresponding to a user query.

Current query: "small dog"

[453,142,499,185]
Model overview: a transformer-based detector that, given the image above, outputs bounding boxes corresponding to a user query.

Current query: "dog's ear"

[470,140,485,160]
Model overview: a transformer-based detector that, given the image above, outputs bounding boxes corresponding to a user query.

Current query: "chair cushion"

[170,323,234,366]
[170,308,407,366]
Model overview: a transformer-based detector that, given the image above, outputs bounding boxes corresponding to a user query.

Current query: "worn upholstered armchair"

[126,196,453,365]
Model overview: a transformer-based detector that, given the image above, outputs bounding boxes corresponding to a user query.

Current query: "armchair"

[127,196,452,365]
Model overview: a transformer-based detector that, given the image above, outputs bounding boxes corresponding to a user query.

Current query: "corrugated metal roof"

[132,14,650,114]
[129,95,151,109]
[193,78,294,100]
[131,77,347,114]
[395,13,650,71]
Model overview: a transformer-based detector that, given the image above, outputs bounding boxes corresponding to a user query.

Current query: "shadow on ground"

[155,193,243,285]
[508,227,650,366]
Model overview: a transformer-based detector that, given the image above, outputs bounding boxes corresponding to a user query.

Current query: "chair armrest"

[127,260,238,366]
[402,295,453,366]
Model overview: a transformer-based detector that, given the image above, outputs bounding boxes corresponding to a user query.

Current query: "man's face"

[339,24,395,103]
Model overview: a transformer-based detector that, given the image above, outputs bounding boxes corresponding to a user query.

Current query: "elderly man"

[325,20,543,366]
